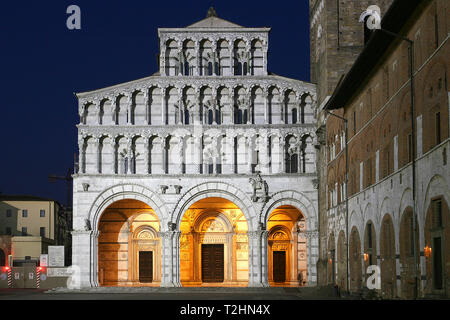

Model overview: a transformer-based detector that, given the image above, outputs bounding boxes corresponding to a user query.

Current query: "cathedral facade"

[73,9,318,288]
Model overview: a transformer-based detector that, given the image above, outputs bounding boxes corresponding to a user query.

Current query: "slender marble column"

[280,139,286,174]
[126,138,132,174]
[263,92,269,124]
[126,95,133,125]
[195,135,203,174]
[95,137,101,174]
[79,138,86,174]
[162,136,168,174]
[229,45,234,75]
[247,137,253,173]
[161,87,166,125]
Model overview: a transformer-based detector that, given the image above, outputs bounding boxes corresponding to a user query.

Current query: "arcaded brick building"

[323,0,449,298]
[309,0,393,286]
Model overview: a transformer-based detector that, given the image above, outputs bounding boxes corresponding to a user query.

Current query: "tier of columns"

[81,86,312,127]
[160,39,268,77]
[78,133,314,175]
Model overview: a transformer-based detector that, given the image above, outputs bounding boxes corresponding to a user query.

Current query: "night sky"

[0,0,310,205]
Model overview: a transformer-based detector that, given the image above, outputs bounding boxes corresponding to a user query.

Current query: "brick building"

[322,0,449,298]
[309,0,393,287]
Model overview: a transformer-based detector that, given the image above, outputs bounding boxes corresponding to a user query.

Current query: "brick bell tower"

[309,0,393,286]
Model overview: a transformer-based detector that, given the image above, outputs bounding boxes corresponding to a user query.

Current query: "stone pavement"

[0,286,342,300]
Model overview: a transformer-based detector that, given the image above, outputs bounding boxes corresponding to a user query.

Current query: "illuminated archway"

[180,197,249,287]
[98,199,161,286]
[267,205,306,287]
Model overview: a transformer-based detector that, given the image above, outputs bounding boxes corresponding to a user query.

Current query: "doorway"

[139,251,153,283]
[201,244,224,283]
[273,251,286,282]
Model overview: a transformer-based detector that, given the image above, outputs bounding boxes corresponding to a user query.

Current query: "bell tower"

[310,0,393,107]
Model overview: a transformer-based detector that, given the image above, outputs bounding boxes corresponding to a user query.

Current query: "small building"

[0,195,70,266]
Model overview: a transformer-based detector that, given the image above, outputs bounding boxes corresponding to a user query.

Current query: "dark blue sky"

[0,0,310,205]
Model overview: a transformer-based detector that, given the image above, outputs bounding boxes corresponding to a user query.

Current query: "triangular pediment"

[186,16,244,29]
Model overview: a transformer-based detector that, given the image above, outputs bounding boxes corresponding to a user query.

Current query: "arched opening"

[243,62,248,75]
[327,233,336,285]
[399,207,420,299]
[424,196,449,296]
[380,214,397,298]
[267,205,306,287]
[236,62,242,76]
[349,227,362,293]
[208,109,214,125]
[180,197,249,287]
[285,135,299,174]
[292,108,298,124]
[207,62,213,76]
[98,199,161,286]
[337,230,347,290]
[363,221,377,282]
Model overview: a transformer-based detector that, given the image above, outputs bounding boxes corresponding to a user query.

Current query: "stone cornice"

[77,125,317,140]
[76,75,316,102]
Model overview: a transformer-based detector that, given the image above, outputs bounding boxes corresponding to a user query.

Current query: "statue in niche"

[249,172,269,202]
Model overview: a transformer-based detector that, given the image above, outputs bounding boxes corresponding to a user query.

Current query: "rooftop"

[0,194,59,203]
[324,0,428,110]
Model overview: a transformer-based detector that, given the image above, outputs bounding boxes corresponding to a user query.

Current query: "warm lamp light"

[328,258,332,264]
[363,253,369,262]
[424,245,432,258]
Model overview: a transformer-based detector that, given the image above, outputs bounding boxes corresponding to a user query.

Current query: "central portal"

[201,244,224,283]
[180,197,249,287]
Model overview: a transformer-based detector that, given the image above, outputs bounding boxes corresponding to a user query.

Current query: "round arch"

[171,182,256,231]
[89,184,169,232]
[349,226,363,293]
[260,190,317,231]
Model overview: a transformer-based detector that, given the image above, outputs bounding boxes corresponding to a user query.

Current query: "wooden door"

[201,244,224,283]
[139,251,153,283]
[273,251,286,283]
